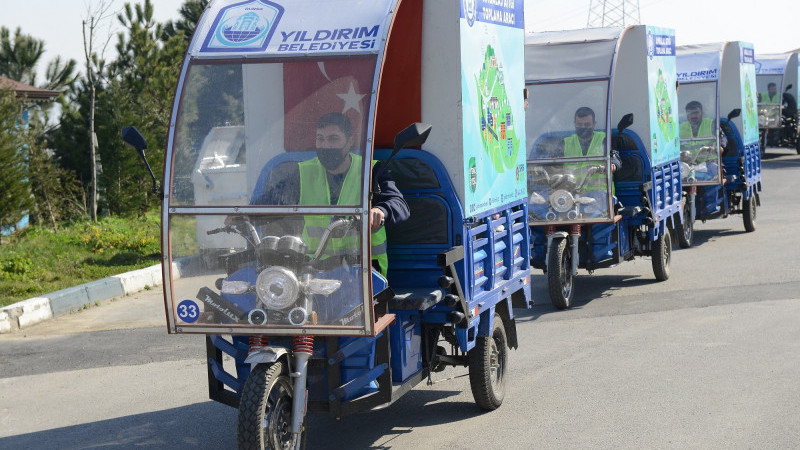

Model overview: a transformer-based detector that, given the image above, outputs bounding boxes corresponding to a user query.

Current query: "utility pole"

[587,0,641,28]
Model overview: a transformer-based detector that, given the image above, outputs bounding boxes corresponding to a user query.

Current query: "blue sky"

[1,0,797,83]
[0,0,187,82]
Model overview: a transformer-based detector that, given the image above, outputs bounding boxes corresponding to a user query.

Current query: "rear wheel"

[469,313,508,411]
[238,361,305,450]
[547,238,573,309]
[743,194,757,232]
[651,231,671,281]
[675,202,693,249]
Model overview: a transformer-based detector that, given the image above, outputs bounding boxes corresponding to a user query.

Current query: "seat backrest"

[719,118,740,158]
[530,135,565,159]
[382,157,449,244]
[374,150,459,288]
[250,151,316,204]
[612,132,644,183]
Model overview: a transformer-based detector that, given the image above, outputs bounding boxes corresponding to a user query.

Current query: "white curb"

[1,256,200,334]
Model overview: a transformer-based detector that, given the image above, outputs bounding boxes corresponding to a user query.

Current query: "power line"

[587,0,641,27]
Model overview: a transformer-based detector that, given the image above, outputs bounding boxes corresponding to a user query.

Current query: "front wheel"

[651,230,671,281]
[547,238,574,309]
[469,313,508,411]
[675,203,693,249]
[238,361,305,450]
[743,194,757,232]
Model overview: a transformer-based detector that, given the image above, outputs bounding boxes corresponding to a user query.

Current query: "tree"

[0,88,31,241]
[83,1,117,221]
[24,122,86,230]
[162,0,209,42]
[0,27,44,86]
[0,26,78,125]
[50,0,207,218]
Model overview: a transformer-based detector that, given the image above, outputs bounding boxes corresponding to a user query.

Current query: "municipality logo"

[201,0,284,52]
[464,0,477,27]
[646,30,654,60]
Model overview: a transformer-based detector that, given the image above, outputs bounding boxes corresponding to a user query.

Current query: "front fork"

[544,224,581,276]
[290,336,314,435]
[687,186,696,224]
[569,225,580,276]
[545,225,556,267]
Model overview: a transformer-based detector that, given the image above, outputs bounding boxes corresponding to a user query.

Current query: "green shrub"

[1,252,34,277]
[0,212,161,306]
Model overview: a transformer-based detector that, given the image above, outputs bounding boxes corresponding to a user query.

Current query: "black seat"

[613,133,638,151]
[389,287,444,311]
[719,121,738,158]
[613,134,643,183]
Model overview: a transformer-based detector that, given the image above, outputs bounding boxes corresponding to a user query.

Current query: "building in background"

[0,76,59,235]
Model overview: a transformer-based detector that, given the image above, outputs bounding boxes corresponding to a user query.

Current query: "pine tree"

[0,88,31,240]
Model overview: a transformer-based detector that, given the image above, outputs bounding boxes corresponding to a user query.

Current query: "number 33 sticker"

[177,300,200,323]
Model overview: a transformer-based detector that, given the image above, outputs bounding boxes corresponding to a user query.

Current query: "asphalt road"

[1,148,799,449]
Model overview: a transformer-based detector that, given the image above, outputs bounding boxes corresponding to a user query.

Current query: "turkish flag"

[283,56,376,152]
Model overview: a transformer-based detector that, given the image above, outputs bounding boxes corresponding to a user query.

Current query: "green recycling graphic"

[654,68,677,144]
[744,74,757,128]
[476,45,519,173]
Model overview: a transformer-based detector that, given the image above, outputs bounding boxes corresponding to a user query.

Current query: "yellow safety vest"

[563,132,610,193]
[298,155,388,276]
[679,117,714,138]
[760,92,780,103]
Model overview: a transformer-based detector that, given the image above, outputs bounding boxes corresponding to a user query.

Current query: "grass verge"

[0,213,161,307]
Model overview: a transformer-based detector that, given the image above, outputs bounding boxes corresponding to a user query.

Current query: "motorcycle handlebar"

[207,226,233,235]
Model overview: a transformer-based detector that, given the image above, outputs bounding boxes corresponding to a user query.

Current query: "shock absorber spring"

[293,335,314,354]
[249,335,269,350]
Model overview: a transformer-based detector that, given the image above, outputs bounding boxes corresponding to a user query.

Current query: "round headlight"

[549,189,575,213]
[255,267,299,310]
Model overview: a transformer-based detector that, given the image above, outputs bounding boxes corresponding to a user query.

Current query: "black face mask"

[316,148,348,171]
[575,127,594,140]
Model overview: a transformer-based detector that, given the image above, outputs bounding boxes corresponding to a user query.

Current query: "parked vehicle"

[674,42,763,246]
[755,52,799,153]
[524,26,683,309]
[124,0,532,448]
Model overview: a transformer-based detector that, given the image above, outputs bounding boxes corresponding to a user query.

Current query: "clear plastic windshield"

[526,80,610,160]
[171,57,376,207]
[526,80,612,224]
[756,74,782,128]
[678,82,721,185]
[166,56,377,334]
[527,161,611,223]
[170,214,366,330]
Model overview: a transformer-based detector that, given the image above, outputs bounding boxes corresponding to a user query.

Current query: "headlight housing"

[549,189,575,213]
[255,267,299,310]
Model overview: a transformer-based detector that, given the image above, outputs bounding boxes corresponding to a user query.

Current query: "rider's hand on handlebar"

[369,208,385,230]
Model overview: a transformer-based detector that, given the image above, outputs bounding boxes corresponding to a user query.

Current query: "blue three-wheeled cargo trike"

[124,0,532,448]
[524,26,683,308]
[673,41,763,246]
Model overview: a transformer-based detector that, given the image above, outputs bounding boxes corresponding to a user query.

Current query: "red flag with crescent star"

[283,56,376,152]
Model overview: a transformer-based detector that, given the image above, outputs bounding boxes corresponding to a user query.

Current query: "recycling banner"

[739,43,760,145]
[460,0,527,215]
[646,26,680,166]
